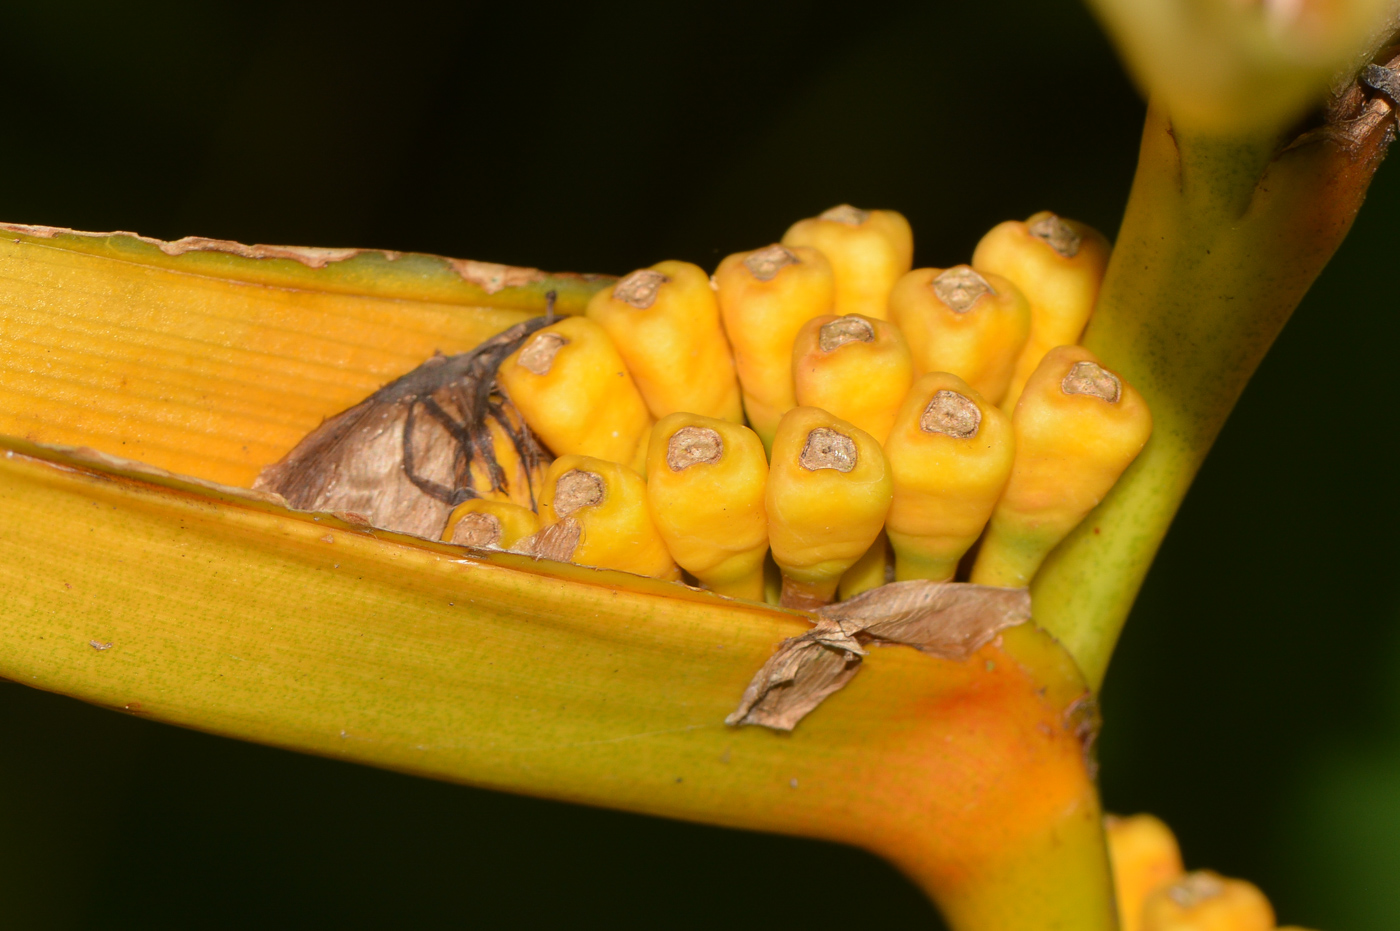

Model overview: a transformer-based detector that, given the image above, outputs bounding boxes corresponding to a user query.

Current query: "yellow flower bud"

[885,373,1015,583]
[531,455,680,580]
[888,264,1031,406]
[586,260,743,423]
[766,407,892,609]
[442,498,541,551]
[972,211,1111,410]
[714,244,835,448]
[497,316,651,474]
[645,413,769,600]
[791,313,913,445]
[1105,814,1185,931]
[971,346,1152,589]
[781,204,913,319]
[1141,871,1275,931]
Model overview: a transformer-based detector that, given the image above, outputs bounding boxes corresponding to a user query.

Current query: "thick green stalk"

[1032,85,1397,688]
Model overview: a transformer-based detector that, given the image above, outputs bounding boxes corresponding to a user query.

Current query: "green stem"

[1031,88,1396,689]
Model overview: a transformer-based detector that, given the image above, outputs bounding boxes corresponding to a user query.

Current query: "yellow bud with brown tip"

[885,373,1015,583]
[889,264,1031,405]
[971,345,1152,589]
[586,260,743,423]
[782,204,913,319]
[498,316,652,474]
[792,313,913,445]
[766,407,892,609]
[972,211,1111,409]
[645,413,769,600]
[525,455,680,581]
[442,499,541,551]
[1141,872,1275,931]
[1106,814,1185,931]
[714,243,835,448]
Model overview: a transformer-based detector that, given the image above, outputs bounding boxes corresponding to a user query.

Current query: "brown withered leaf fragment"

[254,315,553,540]
[822,580,1031,660]
[511,517,582,563]
[725,617,867,731]
[728,581,1031,732]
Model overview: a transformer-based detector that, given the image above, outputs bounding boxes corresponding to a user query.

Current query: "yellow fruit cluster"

[448,204,1153,608]
[1106,814,1316,931]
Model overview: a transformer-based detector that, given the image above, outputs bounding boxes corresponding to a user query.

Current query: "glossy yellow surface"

[886,373,1015,583]
[791,313,912,445]
[889,265,1030,405]
[782,207,913,319]
[497,316,651,473]
[586,260,743,423]
[538,455,679,580]
[1107,814,1185,931]
[714,244,834,448]
[442,499,542,550]
[972,346,1152,589]
[645,413,768,600]
[1141,872,1274,931]
[766,407,892,607]
[973,213,1111,411]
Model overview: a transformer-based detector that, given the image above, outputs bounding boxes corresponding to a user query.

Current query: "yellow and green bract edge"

[0,228,1114,931]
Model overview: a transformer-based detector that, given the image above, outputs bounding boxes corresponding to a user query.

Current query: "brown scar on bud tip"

[450,511,503,548]
[1166,873,1226,908]
[517,332,568,375]
[553,469,605,517]
[743,244,799,281]
[667,426,724,471]
[932,266,995,312]
[921,390,981,438]
[819,204,871,226]
[614,269,670,308]
[818,316,875,352]
[1028,214,1081,258]
[1061,361,1122,402]
[514,517,581,562]
[800,427,857,473]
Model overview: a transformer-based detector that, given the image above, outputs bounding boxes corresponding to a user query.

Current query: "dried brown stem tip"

[666,426,724,471]
[932,265,995,312]
[449,511,503,548]
[920,390,981,438]
[1166,873,1225,909]
[552,469,605,517]
[1061,361,1122,402]
[817,315,876,352]
[517,332,569,376]
[820,204,872,226]
[1028,213,1081,257]
[613,269,670,308]
[742,244,800,281]
[800,428,857,472]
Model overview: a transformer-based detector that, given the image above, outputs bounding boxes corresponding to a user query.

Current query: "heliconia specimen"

[973,211,1111,410]
[1140,872,1275,931]
[442,498,542,551]
[971,346,1152,589]
[791,313,913,445]
[889,264,1031,406]
[530,455,680,580]
[1105,814,1186,931]
[885,373,1015,583]
[782,204,913,319]
[836,530,891,601]
[714,243,835,448]
[497,316,652,474]
[585,261,744,423]
[765,406,892,609]
[645,413,769,601]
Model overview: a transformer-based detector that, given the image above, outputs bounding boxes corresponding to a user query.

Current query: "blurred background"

[1,0,1396,927]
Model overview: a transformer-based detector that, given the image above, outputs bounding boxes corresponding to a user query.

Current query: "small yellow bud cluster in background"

[1106,814,1319,931]
[447,204,1153,609]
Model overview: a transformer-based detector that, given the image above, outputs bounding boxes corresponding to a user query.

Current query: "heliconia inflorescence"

[272,203,1146,612]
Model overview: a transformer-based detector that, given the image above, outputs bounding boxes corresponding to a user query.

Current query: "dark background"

[2,1,1397,928]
